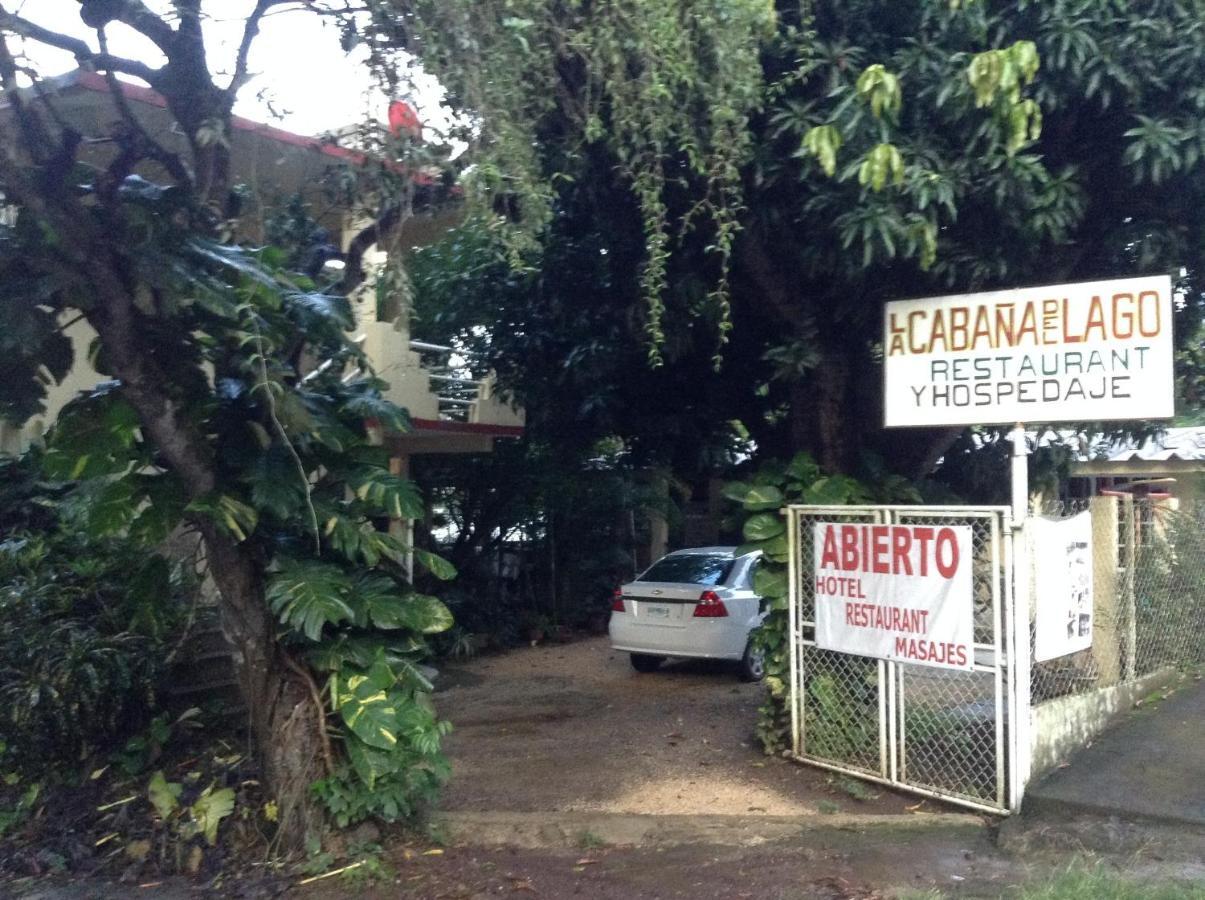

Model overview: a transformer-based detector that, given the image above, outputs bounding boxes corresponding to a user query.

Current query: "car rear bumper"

[608,616,745,661]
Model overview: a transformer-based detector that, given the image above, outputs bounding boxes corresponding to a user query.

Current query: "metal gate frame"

[785,505,1025,814]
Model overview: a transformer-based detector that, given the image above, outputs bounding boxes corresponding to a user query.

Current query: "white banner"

[813,522,974,671]
[883,275,1174,427]
[1033,512,1094,662]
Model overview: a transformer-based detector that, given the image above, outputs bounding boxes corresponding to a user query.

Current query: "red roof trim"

[71,70,419,174]
[410,418,524,438]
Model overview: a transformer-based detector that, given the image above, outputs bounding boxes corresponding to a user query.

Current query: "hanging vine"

[360,0,777,366]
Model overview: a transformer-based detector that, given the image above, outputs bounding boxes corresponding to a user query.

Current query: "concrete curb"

[435,810,988,849]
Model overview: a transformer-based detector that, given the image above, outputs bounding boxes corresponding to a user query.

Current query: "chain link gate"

[786,505,1021,814]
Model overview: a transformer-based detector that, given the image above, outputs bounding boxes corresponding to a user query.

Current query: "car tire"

[630,653,664,673]
[739,641,765,682]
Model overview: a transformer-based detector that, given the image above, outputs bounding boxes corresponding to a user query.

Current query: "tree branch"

[95,26,191,188]
[338,205,405,295]
[228,0,290,96]
[0,7,160,84]
[0,29,53,164]
[105,0,177,55]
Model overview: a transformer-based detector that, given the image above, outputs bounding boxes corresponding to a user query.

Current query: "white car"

[608,547,766,681]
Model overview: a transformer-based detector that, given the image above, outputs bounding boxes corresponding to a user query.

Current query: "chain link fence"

[787,496,1204,813]
[788,506,1013,813]
[1030,496,1205,705]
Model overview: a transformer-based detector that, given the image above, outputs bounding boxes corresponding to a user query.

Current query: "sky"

[7,1,438,137]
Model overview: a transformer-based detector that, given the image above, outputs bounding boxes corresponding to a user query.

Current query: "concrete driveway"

[436,636,915,818]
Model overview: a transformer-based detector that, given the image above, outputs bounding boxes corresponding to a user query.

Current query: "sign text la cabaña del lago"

[883,275,1174,427]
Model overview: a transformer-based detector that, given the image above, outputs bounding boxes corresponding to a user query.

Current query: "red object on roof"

[388,100,422,140]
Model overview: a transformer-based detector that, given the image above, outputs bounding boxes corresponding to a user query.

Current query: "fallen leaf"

[574,858,598,865]
[423,848,444,856]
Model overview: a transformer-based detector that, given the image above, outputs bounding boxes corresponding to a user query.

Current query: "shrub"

[0,457,188,769]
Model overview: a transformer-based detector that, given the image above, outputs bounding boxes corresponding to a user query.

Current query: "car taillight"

[611,589,626,612]
[693,589,728,618]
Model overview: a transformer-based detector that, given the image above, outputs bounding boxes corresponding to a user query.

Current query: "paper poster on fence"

[813,522,974,671]
[1033,512,1094,662]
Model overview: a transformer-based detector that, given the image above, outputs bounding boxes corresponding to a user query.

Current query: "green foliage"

[1008,865,1205,900]
[1,157,457,826]
[371,0,774,365]
[0,461,188,768]
[147,769,237,848]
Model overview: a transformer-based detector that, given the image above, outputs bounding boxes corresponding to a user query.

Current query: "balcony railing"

[409,340,486,423]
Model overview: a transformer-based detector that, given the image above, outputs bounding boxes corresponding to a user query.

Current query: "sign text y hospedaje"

[814,522,974,671]
[883,275,1174,427]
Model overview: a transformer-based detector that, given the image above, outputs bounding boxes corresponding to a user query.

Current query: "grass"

[902,865,1205,900]
[577,829,607,850]
[833,775,880,802]
[1014,867,1205,900]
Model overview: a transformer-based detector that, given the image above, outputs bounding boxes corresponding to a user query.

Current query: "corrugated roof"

[1085,427,1205,462]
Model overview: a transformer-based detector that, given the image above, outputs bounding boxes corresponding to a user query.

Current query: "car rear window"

[637,554,733,586]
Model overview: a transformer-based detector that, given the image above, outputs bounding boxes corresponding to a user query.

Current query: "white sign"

[883,275,1174,427]
[813,522,974,671]
[1033,512,1094,662]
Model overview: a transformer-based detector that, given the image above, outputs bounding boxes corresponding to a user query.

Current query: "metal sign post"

[1008,424,1032,808]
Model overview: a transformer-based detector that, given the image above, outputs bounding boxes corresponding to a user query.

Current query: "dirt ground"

[436,636,914,818]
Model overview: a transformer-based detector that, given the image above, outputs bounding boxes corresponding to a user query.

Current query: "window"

[638,554,733,586]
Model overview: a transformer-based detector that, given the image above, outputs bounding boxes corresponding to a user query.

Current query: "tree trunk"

[793,350,854,474]
[199,525,328,850]
[86,283,328,851]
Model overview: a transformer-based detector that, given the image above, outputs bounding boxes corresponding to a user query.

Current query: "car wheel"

[630,653,664,673]
[739,641,765,682]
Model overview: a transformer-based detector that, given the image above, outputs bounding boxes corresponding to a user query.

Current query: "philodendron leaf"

[335,656,401,750]
[743,512,785,542]
[737,533,790,563]
[721,482,753,503]
[398,593,455,635]
[742,484,783,512]
[753,565,788,600]
[412,548,457,581]
[267,560,355,641]
[190,786,235,846]
[346,737,401,791]
[147,770,182,820]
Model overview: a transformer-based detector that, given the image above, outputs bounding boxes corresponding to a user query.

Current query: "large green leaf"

[742,484,783,512]
[86,478,140,537]
[785,453,821,486]
[127,475,187,546]
[189,786,235,846]
[339,381,412,434]
[412,548,457,581]
[396,593,455,635]
[185,494,259,542]
[334,656,401,750]
[42,390,141,480]
[802,475,869,506]
[248,448,308,520]
[147,771,182,820]
[721,482,753,503]
[737,533,789,563]
[348,573,407,630]
[267,560,355,641]
[743,512,785,542]
[307,633,428,672]
[347,468,425,519]
[753,565,788,600]
[346,736,402,790]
